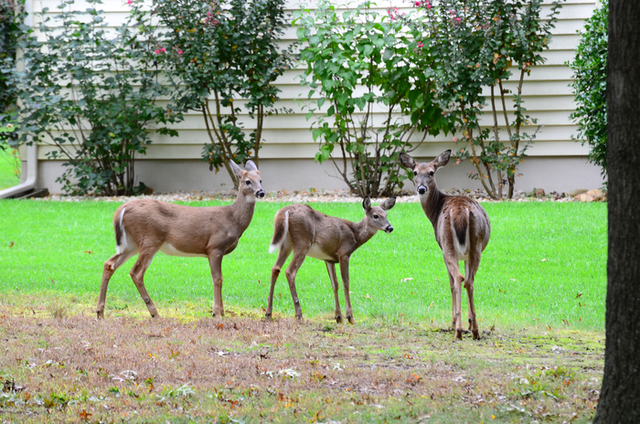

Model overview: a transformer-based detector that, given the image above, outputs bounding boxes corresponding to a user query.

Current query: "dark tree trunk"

[594,1,640,422]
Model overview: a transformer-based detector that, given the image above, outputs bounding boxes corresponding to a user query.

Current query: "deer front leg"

[338,256,355,324]
[447,272,456,331]
[207,252,225,318]
[284,251,307,320]
[325,261,342,323]
[129,253,160,318]
[443,253,464,340]
[266,244,293,319]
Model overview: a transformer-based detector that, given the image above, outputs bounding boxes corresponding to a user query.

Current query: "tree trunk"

[593,2,640,422]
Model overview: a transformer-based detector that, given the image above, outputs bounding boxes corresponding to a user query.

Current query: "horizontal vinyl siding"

[31,0,598,162]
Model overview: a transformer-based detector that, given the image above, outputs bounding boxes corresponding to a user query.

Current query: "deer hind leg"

[284,250,308,320]
[129,251,160,318]
[266,242,293,319]
[97,249,137,319]
[464,251,481,340]
[208,251,224,318]
[447,272,456,331]
[325,261,342,323]
[443,252,464,340]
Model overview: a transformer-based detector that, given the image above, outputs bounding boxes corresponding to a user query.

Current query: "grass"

[0,198,606,330]
[0,197,606,422]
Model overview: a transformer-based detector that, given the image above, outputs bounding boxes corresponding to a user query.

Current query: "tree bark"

[593,2,640,422]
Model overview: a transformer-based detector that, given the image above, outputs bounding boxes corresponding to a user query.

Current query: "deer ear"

[433,150,451,169]
[229,160,244,179]
[244,160,258,172]
[362,196,372,211]
[381,197,396,211]
[399,153,416,170]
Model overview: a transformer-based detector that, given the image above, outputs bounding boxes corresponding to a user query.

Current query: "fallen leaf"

[8,241,14,248]
[84,250,93,254]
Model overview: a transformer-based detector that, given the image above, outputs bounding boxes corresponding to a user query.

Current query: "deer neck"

[351,218,378,249]
[420,184,449,229]
[228,189,257,232]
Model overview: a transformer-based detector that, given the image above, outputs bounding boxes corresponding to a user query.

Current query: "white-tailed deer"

[96,160,265,319]
[400,150,490,340]
[265,197,396,324]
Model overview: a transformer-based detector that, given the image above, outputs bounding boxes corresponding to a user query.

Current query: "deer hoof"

[96,311,103,320]
[454,329,463,340]
[335,315,342,323]
[265,312,272,320]
[472,330,480,340]
[347,316,355,325]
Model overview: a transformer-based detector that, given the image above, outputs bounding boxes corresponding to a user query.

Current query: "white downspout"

[0,0,37,199]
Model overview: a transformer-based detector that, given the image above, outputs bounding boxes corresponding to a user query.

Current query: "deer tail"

[114,207,128,254]
[450,207,470,256]
[269,209,289,254]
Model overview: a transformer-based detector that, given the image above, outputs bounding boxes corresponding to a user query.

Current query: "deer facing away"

[265,197,396,324]
[96,160,265,319]
[400,150,491,340]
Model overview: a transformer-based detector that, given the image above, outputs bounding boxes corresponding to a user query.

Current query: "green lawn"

[0,199,606,330]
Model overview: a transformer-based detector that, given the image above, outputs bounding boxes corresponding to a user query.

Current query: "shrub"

[295,0,452,198]
[568,0,607,177]
[409,0,563,199]
[152,0,294,187]
[9,0,180,196]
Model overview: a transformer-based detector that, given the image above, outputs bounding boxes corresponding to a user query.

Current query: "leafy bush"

[152,0,294,187]
[0,0,23,143]
[568,0,607,177]
[408,0,562,199]
[295,0,452,198]
[9,0,180,196]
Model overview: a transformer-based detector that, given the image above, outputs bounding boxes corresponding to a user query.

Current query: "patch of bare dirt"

[0,307,603,423]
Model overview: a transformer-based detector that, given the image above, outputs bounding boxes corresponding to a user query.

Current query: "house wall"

[27,0,605,195]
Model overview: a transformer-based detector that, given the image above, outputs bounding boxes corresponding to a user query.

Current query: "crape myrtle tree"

[295,0,452,198]
[593,2,640,422]
[407,0,563,199]
[568,0,608,179]
[9,0,180,196]
[152,0,294,188]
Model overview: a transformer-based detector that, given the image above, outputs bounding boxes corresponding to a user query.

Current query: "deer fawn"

[265,197,396,324]
[400,150,490,340]
[96,160,265,319]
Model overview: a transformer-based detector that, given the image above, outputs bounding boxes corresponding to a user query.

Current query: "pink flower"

[127,0,132,4]
[160,47,166,53]
[178,49,183,55]
[154,49,159,54]
[415,1,420,5]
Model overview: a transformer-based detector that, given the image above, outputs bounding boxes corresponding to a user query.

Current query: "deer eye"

[413,171,418,176]
[429,171,435,176]
[373,214,379,219]
[260,179,263,183]
[245,180,251,185]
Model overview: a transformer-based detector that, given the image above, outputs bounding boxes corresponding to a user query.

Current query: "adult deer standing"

[96,160,265,319]
[265,197,396,324]
[400,150,490,340]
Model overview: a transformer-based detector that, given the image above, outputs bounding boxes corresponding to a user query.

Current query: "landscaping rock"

[574,189,607,202]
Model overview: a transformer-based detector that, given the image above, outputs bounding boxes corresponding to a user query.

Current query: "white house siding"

[28,0,605,194]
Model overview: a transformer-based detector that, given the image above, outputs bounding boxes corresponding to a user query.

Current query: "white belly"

[307,243,334,261]
[160,242,207,258]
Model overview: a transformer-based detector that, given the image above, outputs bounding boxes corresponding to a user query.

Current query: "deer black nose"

[417,186,427,195]
[256,190,265,198]
[385,225,393,233]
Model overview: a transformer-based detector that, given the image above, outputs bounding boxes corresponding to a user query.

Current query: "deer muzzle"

[256,189,266,198]
[417,185,427,195]
[385,225,393,233]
